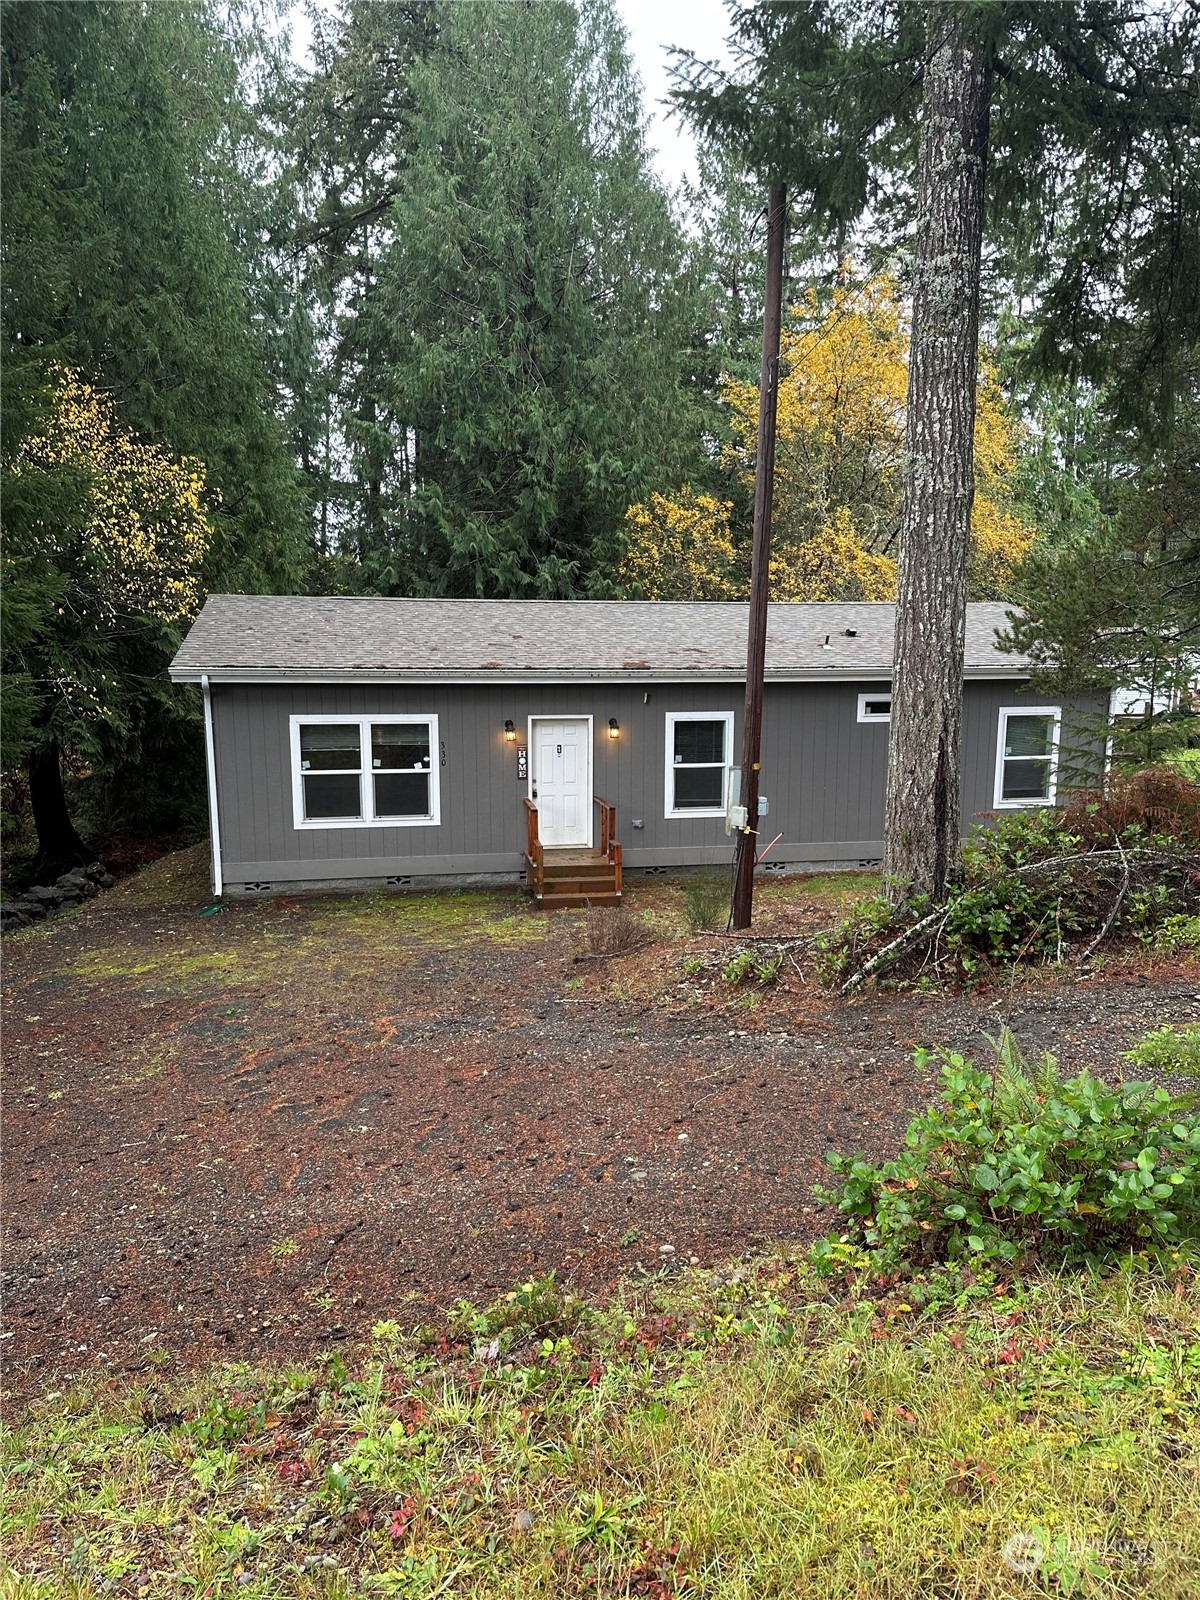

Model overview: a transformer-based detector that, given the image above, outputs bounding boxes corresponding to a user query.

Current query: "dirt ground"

[4,847,1197,1405]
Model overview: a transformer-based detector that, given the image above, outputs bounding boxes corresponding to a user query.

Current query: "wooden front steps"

[524,798,623,909]
[536,849,621,908]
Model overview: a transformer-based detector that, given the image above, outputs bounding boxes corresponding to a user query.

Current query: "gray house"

[169,596,1104,903]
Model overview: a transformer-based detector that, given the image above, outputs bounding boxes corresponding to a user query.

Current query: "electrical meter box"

[725,767,743,835]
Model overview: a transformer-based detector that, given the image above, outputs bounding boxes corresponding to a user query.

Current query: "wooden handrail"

[593,795,617,861]
[523,797,543,894]
[523,797,543,860]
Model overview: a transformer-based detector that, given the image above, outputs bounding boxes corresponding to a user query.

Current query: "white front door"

[531,717,591,847]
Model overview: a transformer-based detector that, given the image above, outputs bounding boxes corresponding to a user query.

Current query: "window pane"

[372,723,431,771]
[303,773,362,819]
[674,766,724,809]
[300,724,361,771]
[863,698,891,718]
[674,719,725,765]
[374,772,431,819]
[1001,758,1052,802]
[1004,715,1053,759]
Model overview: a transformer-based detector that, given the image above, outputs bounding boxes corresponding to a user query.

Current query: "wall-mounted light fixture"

[504,719,516,741]
[608,718,620,739]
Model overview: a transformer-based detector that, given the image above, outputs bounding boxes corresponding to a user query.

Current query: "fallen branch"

[1080,830,1133,963]
[840,904,950,996]
[834,839,1199,995]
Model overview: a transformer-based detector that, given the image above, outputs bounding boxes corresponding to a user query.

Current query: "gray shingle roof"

[169,595,1028,682]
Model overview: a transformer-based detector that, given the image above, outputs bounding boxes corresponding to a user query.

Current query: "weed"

[722,947,782,985]
[570,1489,642,1547]
[682,870,729,933]
[619,1228,642,1248]
[446,1273,586,1352]
[1126,1023,1200,1075]
[5,1256,1199,1599]
[269,1237,299,1260]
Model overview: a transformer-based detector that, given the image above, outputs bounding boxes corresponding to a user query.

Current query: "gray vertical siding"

[208,679,1108,888]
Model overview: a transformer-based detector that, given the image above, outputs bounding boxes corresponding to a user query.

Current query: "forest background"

[1,0,1197,874]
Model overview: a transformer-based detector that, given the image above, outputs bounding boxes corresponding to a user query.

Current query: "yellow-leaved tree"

[617,488,740,599]
[3,367,215,871]
[9,368,211,624]
[620,272,1034,602]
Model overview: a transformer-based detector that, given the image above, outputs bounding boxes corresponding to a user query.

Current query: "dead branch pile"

[836,841,1200,995]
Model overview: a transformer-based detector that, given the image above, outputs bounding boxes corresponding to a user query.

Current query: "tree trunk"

[883,5,992,905]
[29,740,95,879]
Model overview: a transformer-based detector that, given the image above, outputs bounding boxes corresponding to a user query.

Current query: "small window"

[291,715,440,828]
[994,707,1061,808]
[665,712,734,818]
[857,693,892,723]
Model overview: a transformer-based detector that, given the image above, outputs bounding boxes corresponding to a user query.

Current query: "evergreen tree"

[286,0,708,596]
[675,0,1200,901]
[1,0,310,859]
[274,1,440,569]
[1,0,309,589]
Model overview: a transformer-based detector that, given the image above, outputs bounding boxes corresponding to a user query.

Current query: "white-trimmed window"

[857,692,892,723]
[994,707,1061,808]
[665,711,734,818]
[289,714,440,828]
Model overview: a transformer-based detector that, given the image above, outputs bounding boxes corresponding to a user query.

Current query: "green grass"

[4,1256,1198,1598]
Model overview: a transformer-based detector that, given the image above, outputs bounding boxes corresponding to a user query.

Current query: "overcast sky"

[613,0,736,193]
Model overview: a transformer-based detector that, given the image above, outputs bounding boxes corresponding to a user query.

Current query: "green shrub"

[683,870,729,933]
[815,1030,1200,1271]
[814,894,893,983]
[1125,1023,1200,1076]
[1163,747,1200,782]
[1146,912,1200,953]
[817,789,1200,988]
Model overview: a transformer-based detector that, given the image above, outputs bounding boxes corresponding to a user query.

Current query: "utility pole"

[731,181,786,930]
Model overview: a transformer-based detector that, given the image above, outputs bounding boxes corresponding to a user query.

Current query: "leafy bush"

[1125,1023,1200,1076]
[817,784,1200,988]
[682,869,729,932]
[1145,912,1200,953]
[816,1031,1200,1270]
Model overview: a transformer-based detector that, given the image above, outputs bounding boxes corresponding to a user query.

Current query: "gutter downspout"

[201,674,223,898]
